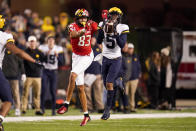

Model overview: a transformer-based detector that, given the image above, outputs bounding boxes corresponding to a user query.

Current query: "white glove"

[21,74,26,83]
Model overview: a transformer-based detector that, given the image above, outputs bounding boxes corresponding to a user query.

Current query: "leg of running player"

[0,102,12,118]
[76,73,91,126]
[57,72,77,114]
[0,71,13,130]
[77,84,91,126]
[66,72,78,103]
[101,58,122,120]
[77,85,88,113]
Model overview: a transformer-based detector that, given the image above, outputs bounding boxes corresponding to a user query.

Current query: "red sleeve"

[91,21,98,32]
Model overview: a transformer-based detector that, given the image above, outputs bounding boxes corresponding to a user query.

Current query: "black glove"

[35,60,44,67]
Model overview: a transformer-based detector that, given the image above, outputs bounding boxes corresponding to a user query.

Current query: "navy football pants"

[0,70,12,102]
[102,56,122,86]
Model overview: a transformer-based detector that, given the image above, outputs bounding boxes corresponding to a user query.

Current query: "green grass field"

[4,117,196,131]
[4,108,196,131]
[7,107,196,117]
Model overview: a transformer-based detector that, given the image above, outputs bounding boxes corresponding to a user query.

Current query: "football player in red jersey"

[57,9,97,126]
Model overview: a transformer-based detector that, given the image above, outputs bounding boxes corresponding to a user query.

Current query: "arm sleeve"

[116,34,127,48]
[91,21,98,33]
[97,29,104,44]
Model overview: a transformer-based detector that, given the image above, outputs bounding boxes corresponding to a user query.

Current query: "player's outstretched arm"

[5,42,36,63]
[97,29,104,45]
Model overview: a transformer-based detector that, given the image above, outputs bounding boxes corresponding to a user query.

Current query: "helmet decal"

[75,9,89,18]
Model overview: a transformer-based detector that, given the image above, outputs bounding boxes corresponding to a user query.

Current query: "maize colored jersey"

[68,20,97,56]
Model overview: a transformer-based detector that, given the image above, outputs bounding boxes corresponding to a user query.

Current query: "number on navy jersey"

[105,35,116,49]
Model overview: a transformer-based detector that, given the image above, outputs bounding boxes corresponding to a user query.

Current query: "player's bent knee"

[3,101,12,107]
[70,72,78,81]
[77,85,85,93]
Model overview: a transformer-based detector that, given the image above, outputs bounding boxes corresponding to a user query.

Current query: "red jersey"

[68,20,98,56]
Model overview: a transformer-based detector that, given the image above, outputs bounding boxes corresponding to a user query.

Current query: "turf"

[4,117,196,131]
[7,107,196,117]
[5,108,196,131]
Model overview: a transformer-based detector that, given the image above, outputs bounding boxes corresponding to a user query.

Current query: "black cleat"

[35,111,44,116]
[22,111,26,114]
[101,110,110,120]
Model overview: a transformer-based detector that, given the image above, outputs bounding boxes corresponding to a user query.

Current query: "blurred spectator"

[21,36,45,115]
[2,48,25,116]
[39,36,64,115]
[41,16,55,33]
[147,51,161,109]
[159,47,173,110]
[17,36,27,50]
[59,12,69,29]
[31,12,43,28]
[84,37,104,113]
[123,43,141,112]
[52,15,60,28]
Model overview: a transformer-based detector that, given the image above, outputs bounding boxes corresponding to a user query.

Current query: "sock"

[63,101,69,108]
[84,112,89,117]
[0,115,4,123]
[106,90,114,110]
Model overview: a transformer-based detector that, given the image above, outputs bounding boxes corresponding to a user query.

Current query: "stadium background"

[9,0,196,30]
[1,0,196,108]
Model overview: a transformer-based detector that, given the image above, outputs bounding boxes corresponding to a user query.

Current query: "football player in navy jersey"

[97,7,129,120]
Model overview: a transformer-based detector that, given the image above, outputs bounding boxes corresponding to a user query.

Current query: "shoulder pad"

[98,21,103,29]
[116,24,129,35]
[5,32,14,43]
[57,45,64,53]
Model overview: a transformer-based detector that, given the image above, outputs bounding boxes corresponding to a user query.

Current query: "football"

[105,22,114,34]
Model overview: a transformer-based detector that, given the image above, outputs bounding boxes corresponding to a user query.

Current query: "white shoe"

[15,109,21,116]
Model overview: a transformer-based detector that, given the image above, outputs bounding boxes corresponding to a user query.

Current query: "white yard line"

[4,113,196,123]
